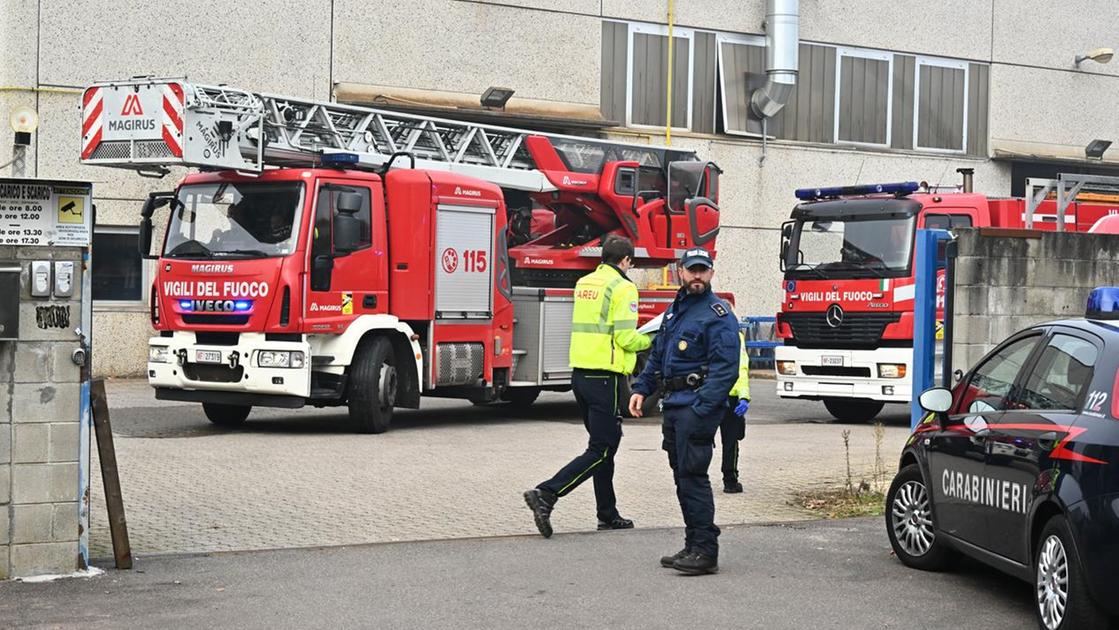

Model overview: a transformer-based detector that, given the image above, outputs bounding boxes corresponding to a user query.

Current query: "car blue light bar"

[794,181,920,201]
[1086,287,1119,320]
[321,152,360,165]
[234,300,252,312]
[179,300,193,311]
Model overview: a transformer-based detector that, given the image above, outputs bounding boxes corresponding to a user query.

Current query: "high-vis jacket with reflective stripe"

[569,264,651,374]
[729,331,751,400]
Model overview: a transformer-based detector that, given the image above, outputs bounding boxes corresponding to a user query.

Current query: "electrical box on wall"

[0,263,19,339]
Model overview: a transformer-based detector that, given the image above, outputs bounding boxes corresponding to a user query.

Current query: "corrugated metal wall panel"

[838,56,889,144]
[718,40,764,135]
[692,32,716,134]
[632,33,691,128]
[891,55,915,149]
[967,63,989,156]
[600,22,627,124]
[917,65,965,150]
[773,44,836,143]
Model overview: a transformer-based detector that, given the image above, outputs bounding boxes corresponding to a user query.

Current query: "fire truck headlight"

[777,360,797,376]
[258,350,306,369]
[259,350,291,368]
[878,363,907,379]
[149,346,171,363]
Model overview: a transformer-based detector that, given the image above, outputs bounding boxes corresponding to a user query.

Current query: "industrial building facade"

[2,0,1118,375]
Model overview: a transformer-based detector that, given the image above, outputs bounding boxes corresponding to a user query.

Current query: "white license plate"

[195,350,222,364]
[821,355,844,367]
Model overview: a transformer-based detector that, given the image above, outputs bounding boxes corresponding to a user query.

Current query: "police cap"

[679,247,713,269]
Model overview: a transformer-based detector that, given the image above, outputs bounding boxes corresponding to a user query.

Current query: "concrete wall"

[0,246,84,578]
[951,229,1119,375]
[2,0,1118,374]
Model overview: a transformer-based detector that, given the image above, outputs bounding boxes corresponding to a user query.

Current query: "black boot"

[660,548,688,568]
[597,516,634,531]
[672,551,718,575]
[723,479,743,494]
[523,488,557,538]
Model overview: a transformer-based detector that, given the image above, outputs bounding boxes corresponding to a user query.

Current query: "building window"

[716,32,765,136]
[92,227,145,302]
[914,58,968,152]
[625,22,694,130]
[834,48,893,146]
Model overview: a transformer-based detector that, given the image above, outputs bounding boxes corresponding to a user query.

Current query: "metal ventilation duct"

[749,0,799,119]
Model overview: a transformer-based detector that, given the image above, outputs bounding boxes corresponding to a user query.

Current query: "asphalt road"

[105,379,913,439]
[0,517,1033,629]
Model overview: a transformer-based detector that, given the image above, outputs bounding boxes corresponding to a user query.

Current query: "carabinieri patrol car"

[887,287,1119,630]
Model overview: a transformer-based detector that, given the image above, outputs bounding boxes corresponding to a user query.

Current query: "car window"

[924,214,973,230]
[954,335,1040,413]
[1016,334,1098,411]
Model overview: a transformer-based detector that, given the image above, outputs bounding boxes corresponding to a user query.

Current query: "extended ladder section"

[80,78,696,192]
[1025,173,1119,231]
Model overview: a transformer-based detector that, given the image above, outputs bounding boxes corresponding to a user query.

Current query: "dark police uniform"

[632,249,740,572]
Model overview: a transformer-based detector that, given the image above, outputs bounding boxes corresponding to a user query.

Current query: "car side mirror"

[138,218,154,259]
[953,369,964,383]
[918,387,953,413]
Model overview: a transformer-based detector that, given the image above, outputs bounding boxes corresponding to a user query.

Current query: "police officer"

[524,235,651,538]
[629,247,739,575]
[720,330,750,494]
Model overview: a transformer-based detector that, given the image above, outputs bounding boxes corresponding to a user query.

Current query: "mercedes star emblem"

[825,304,845,328]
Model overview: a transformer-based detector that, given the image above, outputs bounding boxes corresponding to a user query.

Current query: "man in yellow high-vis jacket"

[720,331,751,493]
[524,235,651,538]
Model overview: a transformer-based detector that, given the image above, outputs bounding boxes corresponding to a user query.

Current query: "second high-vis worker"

[523,235,651,538]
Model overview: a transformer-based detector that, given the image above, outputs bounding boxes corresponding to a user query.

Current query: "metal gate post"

[911,229,951,429]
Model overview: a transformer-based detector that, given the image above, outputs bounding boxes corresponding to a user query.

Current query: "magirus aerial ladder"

[81,77,722,279]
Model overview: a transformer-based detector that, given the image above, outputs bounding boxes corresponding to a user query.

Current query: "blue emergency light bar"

[1086,287,1119,320]
[794,181,920,201]
[321,152,360,165]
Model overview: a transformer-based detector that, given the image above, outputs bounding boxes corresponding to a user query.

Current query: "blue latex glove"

[734,398,750,417]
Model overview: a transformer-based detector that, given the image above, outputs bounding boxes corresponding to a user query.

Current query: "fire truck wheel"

[501,387,541,408]
[202,402,251,426]
[348,336,397,434]
[823,398,884,423]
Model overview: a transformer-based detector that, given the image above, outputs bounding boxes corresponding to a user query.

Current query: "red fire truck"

[775,171,1119,421]
[81,78,721,432]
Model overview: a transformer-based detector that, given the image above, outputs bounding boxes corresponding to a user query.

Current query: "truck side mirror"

[779,221,794,271]
[333,192,363,254]
[138,218,153,259]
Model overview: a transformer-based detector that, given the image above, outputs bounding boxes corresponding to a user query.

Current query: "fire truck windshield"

[163,182,305,260]
[786,214,916,279]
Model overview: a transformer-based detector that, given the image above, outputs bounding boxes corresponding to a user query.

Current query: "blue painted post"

[911,229,951,429]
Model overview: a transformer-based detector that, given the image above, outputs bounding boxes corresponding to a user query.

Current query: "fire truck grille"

[436,343,484,386]
[182,314,250,326]
[182,363,244,383]
[89,141,177,160]
[783,312,901,348]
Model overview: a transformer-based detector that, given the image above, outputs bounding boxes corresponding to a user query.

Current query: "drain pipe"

[749,0,800,119]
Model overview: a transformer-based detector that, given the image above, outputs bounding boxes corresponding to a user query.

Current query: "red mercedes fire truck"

[775,171,1119,421]
[81,78,721,432]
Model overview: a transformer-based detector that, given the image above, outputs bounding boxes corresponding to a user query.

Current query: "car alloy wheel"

[1036,534,1069,630]
[890,479,934,557]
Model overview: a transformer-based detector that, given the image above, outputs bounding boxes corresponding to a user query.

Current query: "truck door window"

[314,185,371,257]
[924,214,973,230]
[1016,334,1098,411]
[955,335,1040,414]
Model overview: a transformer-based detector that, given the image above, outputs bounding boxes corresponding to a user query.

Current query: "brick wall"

[951,228,1119,375]
[0,246,84,578]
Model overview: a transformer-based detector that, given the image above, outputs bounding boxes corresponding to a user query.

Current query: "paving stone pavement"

[88,379,910,557]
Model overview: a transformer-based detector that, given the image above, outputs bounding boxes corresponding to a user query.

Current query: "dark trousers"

[719,402,745,483]
[537,369,624,521]
[662,405,720,557]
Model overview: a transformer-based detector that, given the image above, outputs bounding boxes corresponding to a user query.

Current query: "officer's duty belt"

[662,371,707,392]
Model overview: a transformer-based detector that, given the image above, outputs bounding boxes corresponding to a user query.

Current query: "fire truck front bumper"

[147,332,312,402]
[774,346,912,403]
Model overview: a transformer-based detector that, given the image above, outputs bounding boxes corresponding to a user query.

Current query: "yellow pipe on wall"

[0,86,82,95]
[664,0,675,146]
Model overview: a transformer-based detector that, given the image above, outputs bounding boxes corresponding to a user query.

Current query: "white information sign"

[0,179,92,246]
